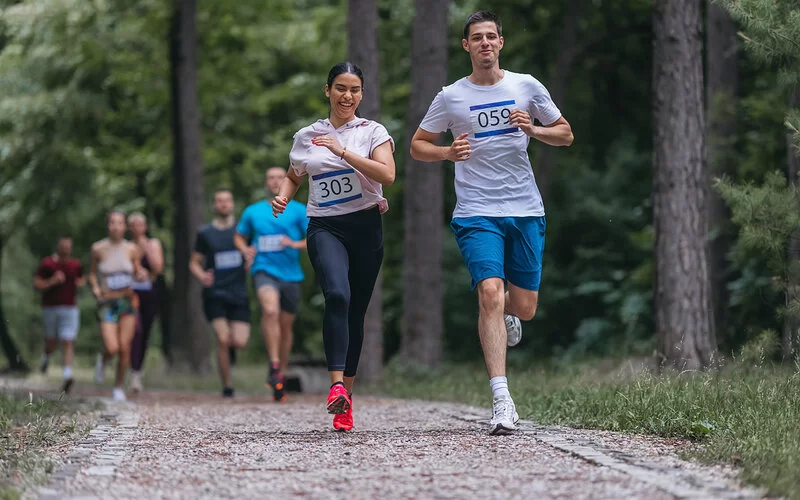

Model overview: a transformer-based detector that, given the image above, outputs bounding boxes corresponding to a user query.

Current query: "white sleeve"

[289,131,308,177]
[369,123,395,155]
[527,78,561,126]
[418,91,452,134]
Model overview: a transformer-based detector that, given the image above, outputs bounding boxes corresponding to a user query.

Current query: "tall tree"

[706,0,739,344]
[348,0,383,381]
[0,238,28,373]
[653,0,716,369]
[536,0,582,203]
[170,0,209,371]
[399,0,449,368]
[786,87,799,359]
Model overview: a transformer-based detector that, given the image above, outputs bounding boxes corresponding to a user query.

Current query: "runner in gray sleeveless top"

[90,211,146,402]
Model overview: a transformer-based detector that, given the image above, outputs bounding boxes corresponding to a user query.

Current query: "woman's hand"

[311,135,345,158]
[272,196,288,217]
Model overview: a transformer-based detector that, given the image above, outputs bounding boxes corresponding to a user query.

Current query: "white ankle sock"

[490,376,510,398]
[63,366,72,379]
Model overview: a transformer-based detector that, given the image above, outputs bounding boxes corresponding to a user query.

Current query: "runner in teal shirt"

[234,167,309,401]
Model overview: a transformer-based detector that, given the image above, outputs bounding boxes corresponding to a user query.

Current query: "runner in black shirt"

[190,189,250,397]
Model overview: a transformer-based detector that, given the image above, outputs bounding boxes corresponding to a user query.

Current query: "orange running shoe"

[333,395,353,431]
[326,383,351,415]
[267,369,286,402]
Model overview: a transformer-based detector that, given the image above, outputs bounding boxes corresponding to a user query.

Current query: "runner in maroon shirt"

[34,236,86,393]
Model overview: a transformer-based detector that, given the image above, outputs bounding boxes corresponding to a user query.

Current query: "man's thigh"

[504,216,546,292]
[450,216,506,291]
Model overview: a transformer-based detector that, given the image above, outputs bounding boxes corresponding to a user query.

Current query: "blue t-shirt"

[236,200,309,282]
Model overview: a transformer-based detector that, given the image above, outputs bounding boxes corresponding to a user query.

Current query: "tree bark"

[536,0,582,203]
[399,0,449,369]
[0,236,29,373]
[784,86,800,361]
[169,0,209,372]
[705,0,739,345]
[348,0,383,381]
[653,0,716,370]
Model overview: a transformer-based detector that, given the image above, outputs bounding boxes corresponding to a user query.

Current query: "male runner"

[410,11,574,435]
[235,167,308,402]
[190,189,250,397]
[34,235,85,393]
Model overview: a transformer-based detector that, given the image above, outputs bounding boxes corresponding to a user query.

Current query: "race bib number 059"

[469,100,518,138]
[311,169,363,208]
[258,235,284,253]
[214,250,242,270]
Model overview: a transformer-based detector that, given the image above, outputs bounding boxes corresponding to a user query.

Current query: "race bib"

[131,280,153,291]
[469,99,519,138]
[258,235,284,253]
[105,273,133,291]
[311,169,363,208]
[214,250,242,270]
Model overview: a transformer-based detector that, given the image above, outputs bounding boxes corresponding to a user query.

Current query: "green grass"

[380,360,800,499]
[0,391,94,498]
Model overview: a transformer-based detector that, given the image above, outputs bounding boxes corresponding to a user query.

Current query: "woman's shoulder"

[294,119,330,139]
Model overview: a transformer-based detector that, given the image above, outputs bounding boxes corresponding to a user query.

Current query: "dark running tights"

[131,290,159,372]
[307,207,383,377]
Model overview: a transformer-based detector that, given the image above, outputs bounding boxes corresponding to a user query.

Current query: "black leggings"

[307,207,383,377]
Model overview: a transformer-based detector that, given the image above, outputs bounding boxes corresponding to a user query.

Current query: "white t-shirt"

[290,118,394,217]
[419,70,561,218]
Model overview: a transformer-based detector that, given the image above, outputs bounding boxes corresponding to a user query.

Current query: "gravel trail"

[29,388,767,500]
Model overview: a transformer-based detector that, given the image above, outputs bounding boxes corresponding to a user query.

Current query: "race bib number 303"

[469,100,519,138]
[214,250,242,270]
[311,169,363,208]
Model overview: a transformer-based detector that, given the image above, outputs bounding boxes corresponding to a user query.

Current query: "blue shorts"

[450,216,546,291]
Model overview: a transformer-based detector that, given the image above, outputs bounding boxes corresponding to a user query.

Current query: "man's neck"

[212,215,235,229]
[54,253,69,261]
[468,66,504,86]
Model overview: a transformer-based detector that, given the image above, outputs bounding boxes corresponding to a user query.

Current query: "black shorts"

[252,271,301,314]
[203,296,250,323]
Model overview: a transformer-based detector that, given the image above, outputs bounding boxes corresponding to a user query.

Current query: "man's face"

[214,191,234,217]
[57,237,72,256]
[462,21,504,69]
[266,168,286,196]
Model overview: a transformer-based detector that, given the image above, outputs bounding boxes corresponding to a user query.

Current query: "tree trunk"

[169,0,209,372]
[536,0,581,203]
[784,86,800,361]
[653,0,716,370]
[706,0,739,346]
[0,236,29,373]
[348,0,383,382]
[399,0,449,369]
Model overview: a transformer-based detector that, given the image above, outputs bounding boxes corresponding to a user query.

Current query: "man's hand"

[51,270,66,286]
[509,110,535,136]
[272,196,288,217]
[446,133,471,162]
[201,270,214,288]
[281,236,295,249]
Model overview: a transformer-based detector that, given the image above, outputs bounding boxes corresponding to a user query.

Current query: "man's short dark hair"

[463,11,502,40]
[213,188,232,201]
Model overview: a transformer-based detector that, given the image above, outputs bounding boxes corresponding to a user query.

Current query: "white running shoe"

[94,354,105,383]
[489,396,520,435]
[505,314,522,347]
[112,387,127,402]
[130,372,143,393]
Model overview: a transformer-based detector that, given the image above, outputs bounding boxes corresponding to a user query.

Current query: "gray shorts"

[42,306,80,341]
[253,271,301,314]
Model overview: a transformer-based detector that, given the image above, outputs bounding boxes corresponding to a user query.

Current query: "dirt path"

[27,388,764,500]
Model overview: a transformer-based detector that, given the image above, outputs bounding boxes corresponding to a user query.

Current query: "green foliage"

[381,361,800,499]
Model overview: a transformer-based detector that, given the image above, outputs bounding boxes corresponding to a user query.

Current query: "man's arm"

[510,111,573,147]
[76,263,87,287]
[33,273,58,291]
[188,252,207,283]
[410,129,471,163]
